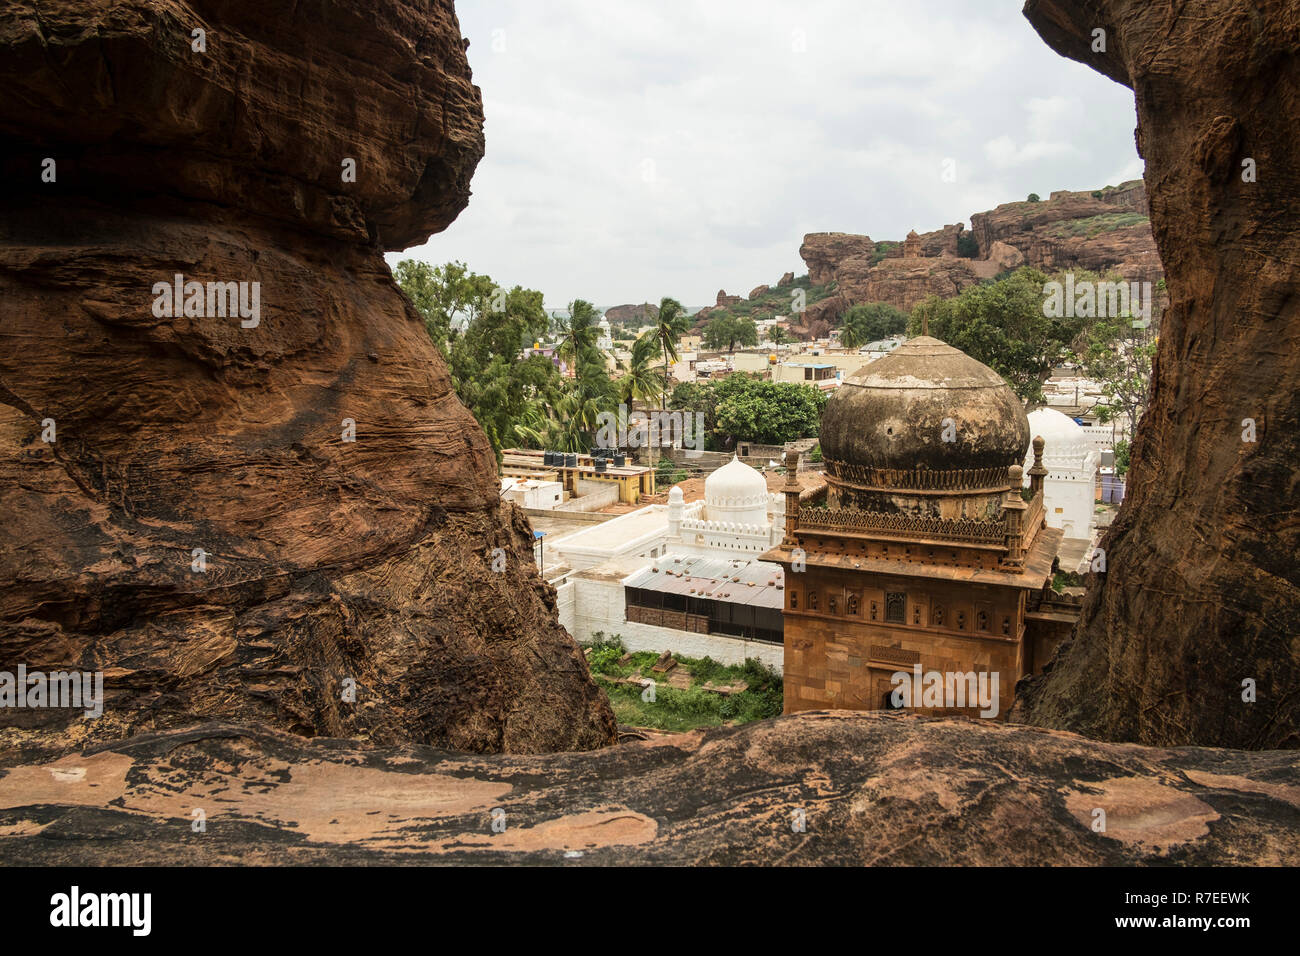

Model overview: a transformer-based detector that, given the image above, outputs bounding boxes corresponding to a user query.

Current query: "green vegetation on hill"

[700,274,836,327]
[869,241,899,266]
[1047,212,1149,239]
[584,635,783,731]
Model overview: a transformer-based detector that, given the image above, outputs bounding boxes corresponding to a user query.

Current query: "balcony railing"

[797,507,1005,545]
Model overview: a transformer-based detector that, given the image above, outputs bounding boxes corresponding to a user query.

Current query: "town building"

[547,455,791,669]
[1022,407,1099,541]
[762,334,1080,718]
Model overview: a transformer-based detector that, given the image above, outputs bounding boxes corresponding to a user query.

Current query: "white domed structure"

[1023,407,1099,540]
[704,455,769,527]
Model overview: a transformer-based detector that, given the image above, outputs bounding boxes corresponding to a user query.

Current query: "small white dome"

[1024,407,1096,480]
[704,455,769,529]
[668,486,684,503]
[705,455,766,505]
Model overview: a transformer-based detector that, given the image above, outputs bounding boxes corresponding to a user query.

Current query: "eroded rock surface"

[1016,0,1300,748]
[798,183,1162,317]
[0,714,1295,864]
[0,0,616,753]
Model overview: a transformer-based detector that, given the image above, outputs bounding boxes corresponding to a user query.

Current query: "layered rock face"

[798,232,878,285]
[2,714,1296,864]
[968,184,1163,288]
[832,254,990,313]
[0,1,617,753]
[799,182,1162,317]
[1016,0,1300,749]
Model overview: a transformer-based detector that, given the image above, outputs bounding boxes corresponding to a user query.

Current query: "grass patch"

[1046,212,1149,239]
[583,633,783,730]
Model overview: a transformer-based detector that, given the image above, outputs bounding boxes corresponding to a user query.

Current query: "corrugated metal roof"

[623,554,786,609]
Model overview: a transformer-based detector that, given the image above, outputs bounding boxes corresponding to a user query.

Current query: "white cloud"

[390,0,1142,308]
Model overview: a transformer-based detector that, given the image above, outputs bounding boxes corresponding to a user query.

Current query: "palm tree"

[555,299,601,380]
[617,333,661,408]
[648,296,689,411]
[839,316,866,350]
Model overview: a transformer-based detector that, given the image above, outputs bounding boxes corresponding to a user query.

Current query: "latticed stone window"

[886,591,906,623]
[828,595,837,614]
[977,610,988,631]
[790,591,798,610]
[1002,615,1011,635]
[809,591,818,611]
[934,604,944,626]
[956,610,966,630]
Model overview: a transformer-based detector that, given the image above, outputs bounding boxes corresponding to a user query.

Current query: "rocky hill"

[0,0,616,754]
[798,182,1162,320]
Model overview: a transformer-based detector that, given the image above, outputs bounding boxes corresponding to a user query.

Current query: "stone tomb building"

[763,335,1079,718]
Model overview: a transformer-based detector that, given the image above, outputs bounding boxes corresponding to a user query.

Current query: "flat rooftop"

[623,554,786,610]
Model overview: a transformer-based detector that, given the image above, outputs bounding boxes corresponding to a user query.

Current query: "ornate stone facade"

[764,338,1078,719]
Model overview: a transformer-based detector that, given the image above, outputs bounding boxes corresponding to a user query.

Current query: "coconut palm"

[648,296,689,410]
[617,332,662,407]
[839,318,867,350]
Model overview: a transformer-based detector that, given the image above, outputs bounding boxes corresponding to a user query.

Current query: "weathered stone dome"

[820,336,1029,474]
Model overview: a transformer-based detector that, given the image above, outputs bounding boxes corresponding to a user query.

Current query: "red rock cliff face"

[1016,0,1300,749]
[0,1,617,753]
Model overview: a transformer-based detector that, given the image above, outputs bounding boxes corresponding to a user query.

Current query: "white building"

[500,477,563,510]
[596,314,614,351]
[1023,407,1099,541]
[545,455,787,669]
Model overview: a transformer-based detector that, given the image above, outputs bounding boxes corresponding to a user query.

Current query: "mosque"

[762,334,1082,718]
[547,453,789,668]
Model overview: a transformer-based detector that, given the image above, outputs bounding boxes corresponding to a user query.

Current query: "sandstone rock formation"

[833,255,988,313]
[0,0,617,753]
[2,713,1296,864]
[799,232,877,285]
[748,284,770,300]
[798,182,1162,317]
[1015,0,1300,749]
[603,302,657,326]
[777,271,795,287]
[969,184,1163,288]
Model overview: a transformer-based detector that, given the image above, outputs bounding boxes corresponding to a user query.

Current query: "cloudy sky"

[388,0,1142,309]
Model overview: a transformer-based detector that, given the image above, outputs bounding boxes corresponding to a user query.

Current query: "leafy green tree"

[767,325,791,345]
[702,314,758,351]
[394,259,496,357]
[1080,315,1156,444]
[445,284,558,455]
[713,377,827,445]
[1027,193,1041,202]
[839,302,908,348]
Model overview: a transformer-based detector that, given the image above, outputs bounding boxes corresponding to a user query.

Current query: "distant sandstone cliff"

[799,182,1163,317]
[0,0,616,754]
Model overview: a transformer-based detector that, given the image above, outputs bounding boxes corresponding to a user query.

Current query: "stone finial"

[781,448,802,544]
[782,449,801,490]
[1028,436,1048,496]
